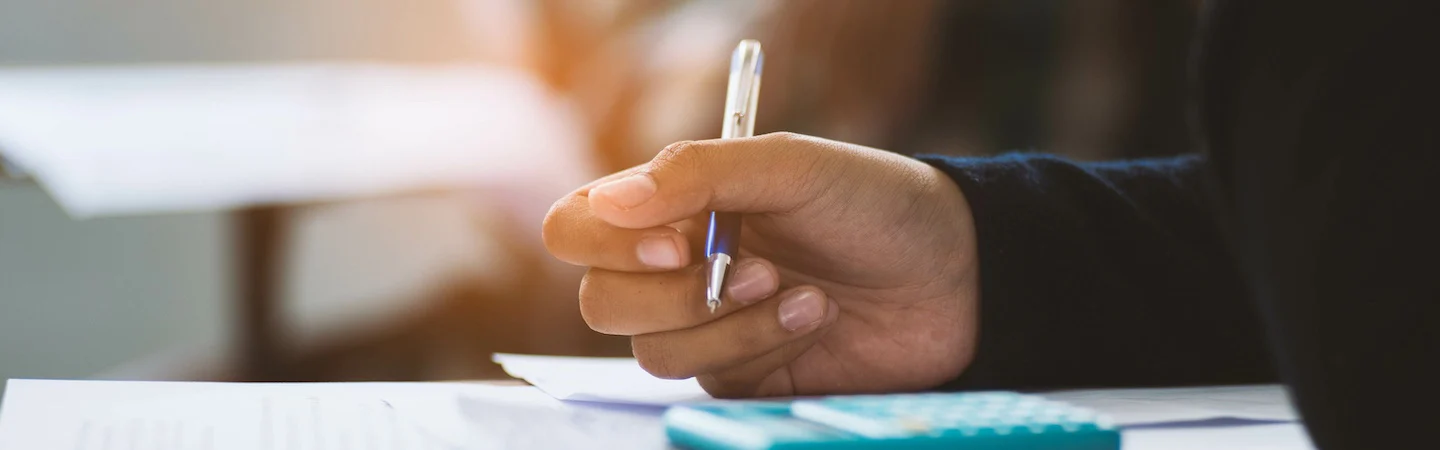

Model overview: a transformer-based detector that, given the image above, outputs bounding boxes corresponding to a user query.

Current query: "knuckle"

[759,131,805,146]
[759,132,823,159]
[753,132,834,207]
[731,320,770,352]
[652,140,710,173]
[631,336,693,379]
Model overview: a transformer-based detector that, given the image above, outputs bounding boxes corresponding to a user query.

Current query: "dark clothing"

[919,1,1440,448]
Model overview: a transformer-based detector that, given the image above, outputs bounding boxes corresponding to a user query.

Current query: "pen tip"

[706,253,733,313]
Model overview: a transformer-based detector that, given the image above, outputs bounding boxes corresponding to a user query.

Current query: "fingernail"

[778,290,825,331]
[592,173,657,210]
[637,235,683,268]
[725,263,776,304]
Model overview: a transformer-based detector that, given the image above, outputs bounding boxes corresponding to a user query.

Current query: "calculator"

[663,392,1119,450]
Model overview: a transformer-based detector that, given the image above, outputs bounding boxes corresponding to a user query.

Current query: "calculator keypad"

[791,392,1115,440]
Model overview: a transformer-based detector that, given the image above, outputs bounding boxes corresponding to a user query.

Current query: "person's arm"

[917,153,1276,390]
[1194,1,1440,448]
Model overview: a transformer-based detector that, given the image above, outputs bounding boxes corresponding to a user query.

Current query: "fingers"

[588,132,842,230]
[631,286,839,380]
[579,258,780,335]
[698,333,825,398]
[543,193,692,271]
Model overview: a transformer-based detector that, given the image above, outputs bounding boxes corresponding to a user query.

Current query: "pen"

[705,39,764,313]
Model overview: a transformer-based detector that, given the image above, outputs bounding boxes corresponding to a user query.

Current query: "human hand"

[542,132,979,397]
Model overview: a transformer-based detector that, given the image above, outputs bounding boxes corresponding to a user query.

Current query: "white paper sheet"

[0,379,476,450]
[0,64,595,218]
[454,387,668,449]
[1046,384,1297,427]
[1,378,1311,450]
[1125,423,1314,450]
[492,353,713,405]
[0,379,666,450]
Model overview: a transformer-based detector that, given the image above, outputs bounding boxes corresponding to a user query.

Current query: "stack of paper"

[1,354,1315,449]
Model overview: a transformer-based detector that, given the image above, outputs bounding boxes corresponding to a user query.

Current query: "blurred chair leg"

[234,206,287,382]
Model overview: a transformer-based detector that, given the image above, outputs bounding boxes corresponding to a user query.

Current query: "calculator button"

[793,391,1118,448]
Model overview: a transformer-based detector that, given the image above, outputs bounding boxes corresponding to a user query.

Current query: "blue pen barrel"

[705,212,742,258]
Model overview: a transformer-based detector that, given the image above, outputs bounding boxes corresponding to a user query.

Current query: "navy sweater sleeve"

[915,153,1276,390]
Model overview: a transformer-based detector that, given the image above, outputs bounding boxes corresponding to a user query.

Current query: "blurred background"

[0,0,1200,390]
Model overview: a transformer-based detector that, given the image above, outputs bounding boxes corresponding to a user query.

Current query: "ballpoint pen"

[705,39,763,313]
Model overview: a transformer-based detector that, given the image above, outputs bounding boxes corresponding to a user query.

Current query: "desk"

[0,379,1314,449]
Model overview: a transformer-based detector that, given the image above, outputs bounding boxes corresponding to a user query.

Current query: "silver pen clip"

[722,40,763,141]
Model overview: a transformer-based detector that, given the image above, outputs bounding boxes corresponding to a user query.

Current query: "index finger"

[587,132,844,230]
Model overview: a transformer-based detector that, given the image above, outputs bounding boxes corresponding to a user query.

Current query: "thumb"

[587,132,834,229]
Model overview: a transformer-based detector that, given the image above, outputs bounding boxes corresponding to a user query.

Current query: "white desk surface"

[1,378,1311,449]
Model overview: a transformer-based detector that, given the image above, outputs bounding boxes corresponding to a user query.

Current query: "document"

[1125,423,1313,450]
[454,387,666,449]
[492,353,712,405]
[0,379,472,450]
[1046,384,1298,427]
[0,379,667,450]
[1,376,1311,450]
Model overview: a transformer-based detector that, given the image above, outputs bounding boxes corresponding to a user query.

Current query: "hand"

[542,132,979,397]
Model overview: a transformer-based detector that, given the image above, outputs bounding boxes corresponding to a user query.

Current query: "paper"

[1045,385,1297,427]
[1125,423,1314,450]
[0,64,595,217]
[493,354,1295,427]
[492,353,712,405]
[0,379,670,450]
[455,387,667,449]
[2,378,1311,450]
[0,379,478,450]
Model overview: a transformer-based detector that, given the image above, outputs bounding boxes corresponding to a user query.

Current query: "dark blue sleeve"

[915,153,1276,390]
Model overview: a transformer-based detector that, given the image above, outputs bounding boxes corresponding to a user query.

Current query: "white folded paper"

[492,353,713,405]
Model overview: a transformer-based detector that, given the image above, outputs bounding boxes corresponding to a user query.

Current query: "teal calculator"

[663,392,1119,450]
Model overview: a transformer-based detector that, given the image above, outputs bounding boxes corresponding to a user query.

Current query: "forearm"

[918,153,1275,390]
